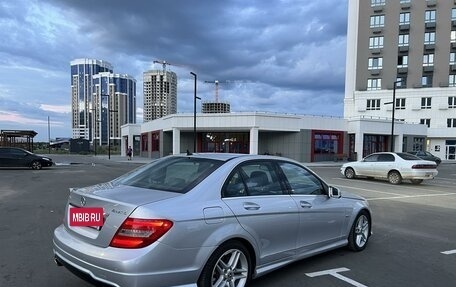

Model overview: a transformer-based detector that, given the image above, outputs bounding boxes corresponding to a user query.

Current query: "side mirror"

[328,186,341,198]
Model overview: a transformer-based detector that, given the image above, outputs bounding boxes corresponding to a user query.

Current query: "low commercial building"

[121,112,428,162]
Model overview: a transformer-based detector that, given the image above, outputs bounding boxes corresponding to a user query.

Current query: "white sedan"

[340,152,438,185]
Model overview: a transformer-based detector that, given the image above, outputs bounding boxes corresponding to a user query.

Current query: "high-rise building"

[71,59,113,140]
[345,0,456,160]
[92,72,136,146]
[143,70,177,121]
[71,59,136,146]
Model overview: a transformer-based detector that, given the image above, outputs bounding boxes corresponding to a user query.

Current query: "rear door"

[358,153,379,177]
[371,153,395,178]
[222,160,299,265]
[277,162,346,252]
[0,148,9,167]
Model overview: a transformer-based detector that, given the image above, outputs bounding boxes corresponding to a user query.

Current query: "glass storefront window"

[201,132,249,154]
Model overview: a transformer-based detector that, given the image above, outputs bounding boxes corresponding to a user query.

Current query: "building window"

[313,132,343,161]
[453,8,456,21]
[400,0,411,3]
[422,76,433,87]
[396,77,407,88]
[141,134,148,151]
[448,119,456,128]
[423,54,434,66]
[420,119,431,128]
[368,57,383,69]
[367,79,382,90]
[367,99,381,110]
[151,132,160,152]
[424,32,436,44]
[448,96,456,108]
[451,53,456,65]
[421,97,432,109]
[413,138,425,152]
[371,0,385,6]
[450,75,456,87]
[399,13,410,25]
[451,31,456,43]
[369,36,384,49]
[370,15,385,28]
[398,55,408,67]
[425,10,436,23]
[395,98,406,110]
[398,34,409,46]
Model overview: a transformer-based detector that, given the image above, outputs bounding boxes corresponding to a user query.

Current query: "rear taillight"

[412,164,436,169]
[110,218,173,249]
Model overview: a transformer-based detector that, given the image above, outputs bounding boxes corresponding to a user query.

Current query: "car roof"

[0,147,26,150]
[173,153,291,163]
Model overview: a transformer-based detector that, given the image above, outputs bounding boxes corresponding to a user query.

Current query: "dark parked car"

[408,151,442,165]
[0,147,53,169]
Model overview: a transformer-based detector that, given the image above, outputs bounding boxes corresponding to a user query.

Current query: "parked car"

[408,151,442,165]
[53,153,371,287]
[0,147,53,169]
[341,152,438,185]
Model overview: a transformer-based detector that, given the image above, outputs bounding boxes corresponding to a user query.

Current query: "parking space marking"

[368,192,456,201]
[305,267,367,287]
[332,183,403,196]
[441,250,456,255]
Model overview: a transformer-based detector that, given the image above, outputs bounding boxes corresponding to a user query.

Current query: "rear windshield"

[397,153,421,161]
[112,156,223,193]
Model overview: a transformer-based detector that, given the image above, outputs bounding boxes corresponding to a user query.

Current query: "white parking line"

[441,250,456,255]
[305,267,368,287]
[368,192,456,201]
[333,183,403,196]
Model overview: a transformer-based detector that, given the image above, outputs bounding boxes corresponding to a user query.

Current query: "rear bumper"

[53,224,202,287]
[402,170,438,180]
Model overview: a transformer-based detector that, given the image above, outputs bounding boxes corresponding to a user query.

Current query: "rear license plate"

[69,207,104,227]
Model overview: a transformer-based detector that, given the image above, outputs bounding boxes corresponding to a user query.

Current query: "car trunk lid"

[64,182,180,247]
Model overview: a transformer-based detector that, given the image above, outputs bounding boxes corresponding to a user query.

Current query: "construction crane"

[153,60,173,73]
[204,80,232,103]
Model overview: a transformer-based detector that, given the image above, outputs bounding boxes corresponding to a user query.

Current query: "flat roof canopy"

[1,130,38,138]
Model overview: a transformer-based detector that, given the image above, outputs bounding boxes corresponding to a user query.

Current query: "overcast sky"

[0,0,348,141]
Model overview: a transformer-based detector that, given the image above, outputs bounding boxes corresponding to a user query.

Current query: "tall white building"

[143,70,177,122]
[345,0,456,160]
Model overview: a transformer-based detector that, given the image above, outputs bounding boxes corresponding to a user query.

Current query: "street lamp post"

[101,94,118,159]
[190,72,201,153]
[385,80,401,152]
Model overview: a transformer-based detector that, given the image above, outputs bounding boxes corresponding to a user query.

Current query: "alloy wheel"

[211,248,249,287]
[354,214,369,249]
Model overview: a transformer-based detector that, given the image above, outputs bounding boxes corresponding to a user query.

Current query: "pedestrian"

[127,146,132,160]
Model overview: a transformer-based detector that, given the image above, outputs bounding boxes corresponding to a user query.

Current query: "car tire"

[31,161,42,170]
[344,167,356,179]
[410,179,423,185]
[348,210,370,252]
[198,241,252,287]
[388,170,402,185]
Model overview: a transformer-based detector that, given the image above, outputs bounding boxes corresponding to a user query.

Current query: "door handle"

[243,202,260,210]
[300,201,312,208]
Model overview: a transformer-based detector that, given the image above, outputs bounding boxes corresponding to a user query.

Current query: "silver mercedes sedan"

[53,153,372,287]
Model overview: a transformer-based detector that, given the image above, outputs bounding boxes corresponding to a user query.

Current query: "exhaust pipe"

[54,256,63,267]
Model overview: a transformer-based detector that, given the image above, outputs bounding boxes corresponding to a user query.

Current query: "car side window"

[279,162,324,195]
[223,161,284,197]
[363,154,379,162]
[378,154,395,162]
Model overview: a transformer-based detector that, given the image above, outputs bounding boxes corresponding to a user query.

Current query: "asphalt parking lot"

[0,155,455,287]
